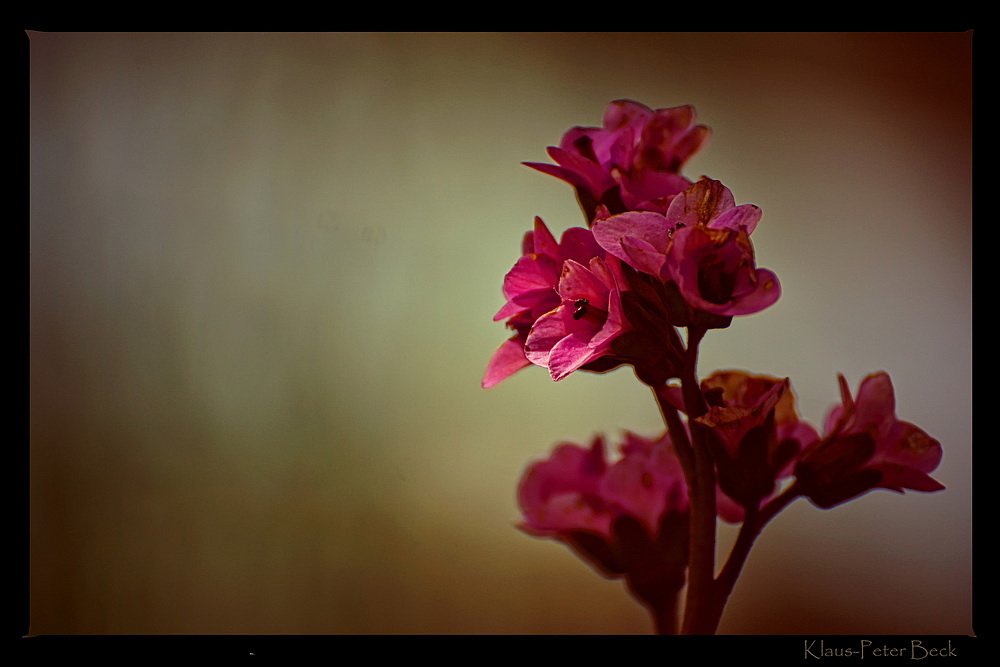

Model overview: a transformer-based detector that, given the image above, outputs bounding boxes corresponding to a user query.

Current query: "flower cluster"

[517,431,691,612]
[484,100,944,635]
[523,99,708,222]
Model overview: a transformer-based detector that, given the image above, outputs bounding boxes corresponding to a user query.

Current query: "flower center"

[571,298,608,326]
[697,254,738,305]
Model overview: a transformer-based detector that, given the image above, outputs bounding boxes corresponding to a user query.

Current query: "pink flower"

[600,431,689,535]
[593,178,780,320]
[794,372,944,508]
[518,435,613,538]
[522,426,754,542]
[524,100,709,222]
[523,255,630,381]
[517,431,691,591]
[669,225,779,317]
[518,431,689,540]
[662,177,763,233]
[483,217,604,388]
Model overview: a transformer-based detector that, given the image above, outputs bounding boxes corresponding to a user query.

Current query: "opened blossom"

[523,255,630,381]
[517,430,691,611]
[524,99,709,222]
[593,178,762,274]
[483,217,605,388]
[593,178,780,319]
[484,215,684,388]
[518,431,688,540]
[518,435,614,539]
[794,372,944,508]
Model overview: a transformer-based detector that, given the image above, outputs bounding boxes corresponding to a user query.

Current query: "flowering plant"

[484,100,944,634]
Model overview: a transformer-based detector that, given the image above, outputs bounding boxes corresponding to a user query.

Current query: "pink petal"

[776,421,821,477]
[607,126,638,170]
[559,125,603,154]
[501,253,559,303]
[777,420,821,451]
[601,457,667,534]
[853,372,897,430]
[520,493,612,536]
[558,226,604,265]
[531,216,560,258]
[634,106,702,171]
[482,337,532,388]
[877,465,946,493]
[523,308,571,367]
[517,438,612,537]
[493,298,529,322]
[547,146,616,192]
[518,440,606,507]
[669,124,711,166]
[710,203,762,234]
[592,210,675,274]
[558,259,611,303]
[524,149,613,197]
[522,161,585,189]
[648,105,697,136]
[618,236,669,277]
[620,171,691,208]
[603,99,654,132]
[879,420,943,473]
[725,268,781,316]
[668,227,779,316]
[589,287,629,349]
[824,374,855,435]
[547,330,600,381]
[601,430,688,533]
[665,178,736,227]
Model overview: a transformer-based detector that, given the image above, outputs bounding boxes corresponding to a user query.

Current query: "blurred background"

[28,32,972,635]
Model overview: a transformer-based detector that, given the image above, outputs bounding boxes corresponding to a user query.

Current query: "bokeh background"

[28,32,972,635]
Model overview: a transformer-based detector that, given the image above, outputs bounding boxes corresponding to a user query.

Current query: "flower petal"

[547,330,600,381]
[482,336,532,388]
[523,307,571,367]
[665,178,736,227]
[558,259,611,302]
[592,211,674,268]
[710,203,762,234]
[853,372,897,431]
[558,226,604,265]
[531,216,560,258]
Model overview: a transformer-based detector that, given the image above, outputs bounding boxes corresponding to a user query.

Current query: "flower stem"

[649,593,681,635]
[653,385,695,486]
[715,484,802,603]
[652,327,799,634]
[649,380,693,636]
[677,325,721,635]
